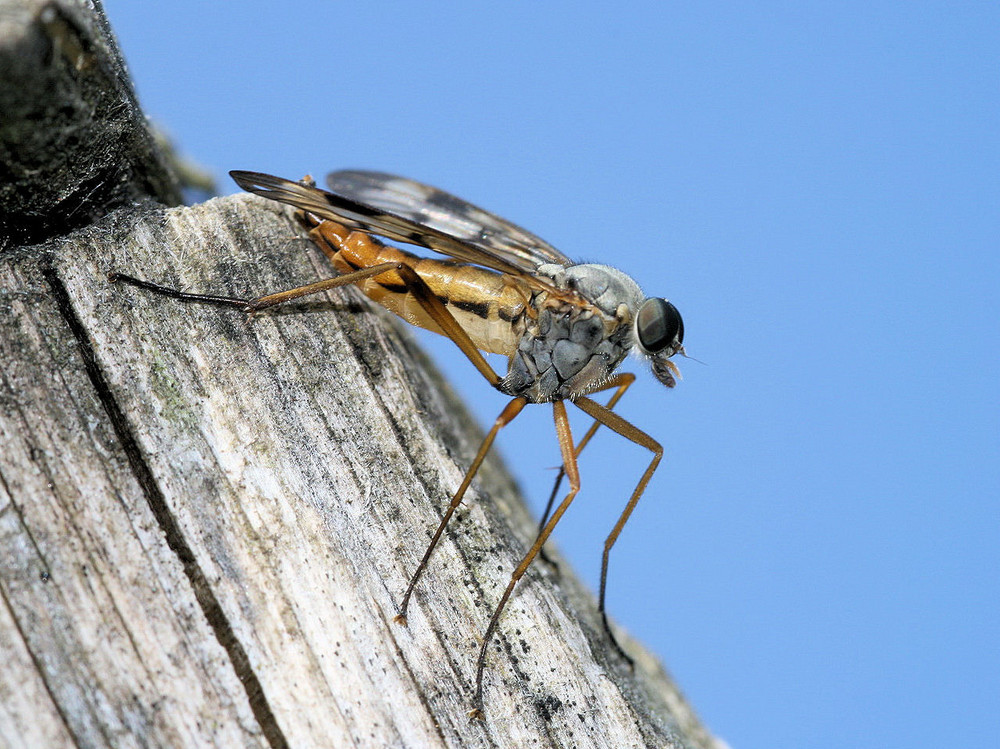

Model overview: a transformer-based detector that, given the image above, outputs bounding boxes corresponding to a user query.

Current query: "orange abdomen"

[323,226,526,356]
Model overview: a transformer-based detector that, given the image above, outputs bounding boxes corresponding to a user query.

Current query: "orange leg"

[535,373,637,542]
[469,399,581,719]
[111,248,502,388]
[572,396,663,665]
[395,396,527,625]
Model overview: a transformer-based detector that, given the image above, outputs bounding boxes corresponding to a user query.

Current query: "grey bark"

[0,2,722,747]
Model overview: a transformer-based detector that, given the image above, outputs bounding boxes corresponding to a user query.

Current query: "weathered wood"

[0,1,721,746]
[1,219,265,748]
[0,197,720,748]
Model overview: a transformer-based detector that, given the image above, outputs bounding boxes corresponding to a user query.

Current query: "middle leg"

[469,399,581,718]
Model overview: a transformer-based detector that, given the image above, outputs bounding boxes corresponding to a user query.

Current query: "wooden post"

[0,2,721,747]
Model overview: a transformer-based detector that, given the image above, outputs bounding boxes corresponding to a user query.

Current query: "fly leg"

[107,273,255,309]
[395,396,526,625]
[111,253,503,388]
[534,373,637,564]
[572,396,663,667]
[469,399,580,719]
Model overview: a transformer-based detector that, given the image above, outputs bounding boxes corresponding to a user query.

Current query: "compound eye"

[636,298,684,354]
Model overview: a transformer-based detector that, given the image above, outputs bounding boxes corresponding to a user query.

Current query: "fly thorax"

[541,263,646,318]
[501,265,641,402]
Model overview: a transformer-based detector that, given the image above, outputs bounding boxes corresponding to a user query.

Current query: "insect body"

[112,169,685,717]
[324,219,529,358]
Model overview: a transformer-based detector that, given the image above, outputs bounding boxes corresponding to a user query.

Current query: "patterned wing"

[325,170,573,273]
[229,170,571,277]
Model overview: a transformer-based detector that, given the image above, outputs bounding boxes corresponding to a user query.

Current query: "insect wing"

[232,170,529,276]
[326,170,573,273]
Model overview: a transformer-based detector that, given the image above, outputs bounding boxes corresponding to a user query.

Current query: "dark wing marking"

[229,170,571,279]
[326,170,573,273]
[231,170,529,276]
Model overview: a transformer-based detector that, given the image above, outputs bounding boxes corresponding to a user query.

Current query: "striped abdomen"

[326,227,526,356]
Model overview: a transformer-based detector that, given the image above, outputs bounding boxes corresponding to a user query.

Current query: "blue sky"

[105,2,999,746]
